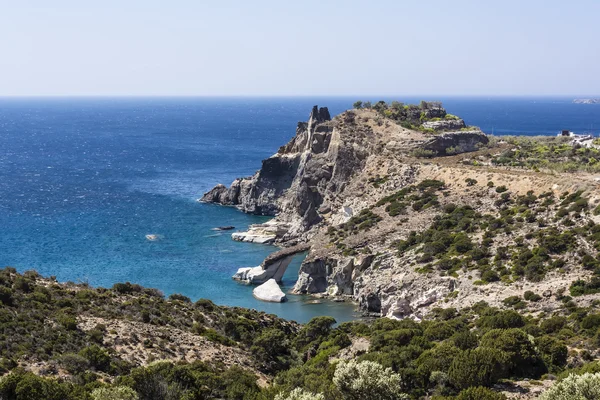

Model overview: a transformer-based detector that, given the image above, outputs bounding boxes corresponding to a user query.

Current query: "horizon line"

[0,94,597,99]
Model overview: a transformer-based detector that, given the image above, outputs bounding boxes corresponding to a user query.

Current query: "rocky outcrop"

[421,119,466,131]
[204,104,505,319]
[233,243,310,284]
[253,279,287,302]
[423,131,489,156]
[293,254,374,296]
[201,105,376,241]
[231,221,288,244]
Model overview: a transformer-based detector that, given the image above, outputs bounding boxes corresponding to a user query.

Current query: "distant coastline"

[573,98,600,104]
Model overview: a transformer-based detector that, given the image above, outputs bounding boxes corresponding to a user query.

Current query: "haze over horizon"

[1,0,598,97]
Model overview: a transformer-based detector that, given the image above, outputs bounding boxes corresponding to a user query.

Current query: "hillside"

[4,267,600,399]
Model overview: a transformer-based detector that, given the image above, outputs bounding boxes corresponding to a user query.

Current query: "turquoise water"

[1,97,599,323]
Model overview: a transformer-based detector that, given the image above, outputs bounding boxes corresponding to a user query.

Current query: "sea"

[0,96,599,323]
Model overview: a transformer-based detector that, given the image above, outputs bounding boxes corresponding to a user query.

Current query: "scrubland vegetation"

[1,268,600,399]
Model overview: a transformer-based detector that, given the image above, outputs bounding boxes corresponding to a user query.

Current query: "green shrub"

[570,277,600,296]
[581,314,600,330]
[79,345,111,372]
[452,331,478,350]
[168,293,191,303]
[0,286,14,306]
[524,290,542,302]
[91,386,139,400]
[540,316,567,334]
[477,310,525,329]
[448,348,508,389]
[60,353,90,374]
[275,388,325,400]
[455,386,507,400]
[537,336,568,369]
[480,328,545,377]
[424,322,454,341]
[539,372,600,400]
[502,296,526,310]
[332,360,409,400]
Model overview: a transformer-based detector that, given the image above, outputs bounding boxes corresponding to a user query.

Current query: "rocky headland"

[202,101,600,321]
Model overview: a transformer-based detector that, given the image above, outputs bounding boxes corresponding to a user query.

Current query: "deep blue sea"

[0,97,599,323]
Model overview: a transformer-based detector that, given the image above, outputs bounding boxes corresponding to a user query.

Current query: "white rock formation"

[233,243,309,284]
[253,279,287,302]
[230,221,288,244]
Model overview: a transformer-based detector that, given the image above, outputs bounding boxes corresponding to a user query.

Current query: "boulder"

[253,279,287,302]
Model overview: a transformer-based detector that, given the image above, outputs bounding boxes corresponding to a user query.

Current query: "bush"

[79,345,111,372]
[455,386,507,400]
[539,372,600,400]
[524,290,542,302]
[480,329,545,377]
[91,386,139,400]
[168,293,191,303]
[415,342,461,381]
[60,353,90,374]
[0,286,13,306]
[452,331,478,350]
[477,310,524,329]
[540,316,567,334]
[502,296,526,310]
[275,388,325,400]
[333,360,409,400]
[424,322,454,341]
[581,314,600,330]
[448,348,508,389]
[195,298,216,311]
[12,373,69,400]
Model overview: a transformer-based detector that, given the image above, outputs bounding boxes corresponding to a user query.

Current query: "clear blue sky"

[1,0,598,96]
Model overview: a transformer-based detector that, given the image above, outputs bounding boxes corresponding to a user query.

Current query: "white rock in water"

[253,279,287,303]
[231,232,276,244]
[232,266,263,282]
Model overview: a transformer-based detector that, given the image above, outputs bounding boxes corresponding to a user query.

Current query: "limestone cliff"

[201,105,379,240]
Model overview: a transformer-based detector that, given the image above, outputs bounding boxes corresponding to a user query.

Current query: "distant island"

[573,98,600,104]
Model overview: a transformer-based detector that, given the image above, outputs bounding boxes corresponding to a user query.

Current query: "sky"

[0,0,598,97]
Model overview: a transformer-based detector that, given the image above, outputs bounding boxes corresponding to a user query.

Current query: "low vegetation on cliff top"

[2,269,600,399]
[351,100,472,133]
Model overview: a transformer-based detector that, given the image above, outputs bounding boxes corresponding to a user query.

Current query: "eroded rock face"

[292,254,374,296]
[423,131,489,156]
[201,106,375,240]
[421,119,466,131]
